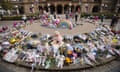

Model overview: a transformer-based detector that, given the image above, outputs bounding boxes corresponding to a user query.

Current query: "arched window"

[19,6,24,14]
[76,5,81,12]
[50,5,55,14]
[57,5,63,14]
[92,5,100,13]
[64,5,69,14]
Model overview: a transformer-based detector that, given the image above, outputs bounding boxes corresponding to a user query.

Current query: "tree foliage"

[0,0,13,10]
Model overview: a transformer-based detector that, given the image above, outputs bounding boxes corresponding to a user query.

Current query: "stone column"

[7,10,11,15]
[85,4,89,13]
[54,4,57,14]
[62,5,64,14]
[31,4,35,13]
[116,3,120,13]
[23,0,29,14]
[100,3,104,13]
[15,5,19,15]
[74,5,76,12]
[24,4,30,15]
[16,9,19,15]
[35,5,39,13]
[69,3,72,13]
[41,5,44,14]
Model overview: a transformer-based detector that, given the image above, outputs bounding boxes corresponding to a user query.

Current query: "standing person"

[54,12,56,19]
[75,12,78,22]
[110,14,119,29]
[30,16,34,24]
[65,11,68,19]
[94,15,99,24]
[100,14,105,24]
[22,15,27,24]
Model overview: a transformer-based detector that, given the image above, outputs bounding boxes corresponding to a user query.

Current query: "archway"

[57,5,63,14]
[71,5,75,13]
[92,5,100,13]
[94,0,101,2]
[50,5,55,14]
[19,6,24,14]
[38,6,43,11]
[38,6,43,14]
[76,5,81,12]
[64,5,69,14]
[44,5,48,12]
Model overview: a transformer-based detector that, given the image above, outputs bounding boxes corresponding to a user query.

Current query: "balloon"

[72,52,77,58]
[112,38,118,43]
[54,19,60,25]
[9,38,17,44]
[0,29,3,33]
[2,26,8,31]
[65,57,72,63]
[67,50,72,55]
[13,22,17,27]
[43,20,49,26]
[58,19,73,29]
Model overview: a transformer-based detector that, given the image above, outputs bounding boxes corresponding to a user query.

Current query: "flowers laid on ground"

[0,21,120,69]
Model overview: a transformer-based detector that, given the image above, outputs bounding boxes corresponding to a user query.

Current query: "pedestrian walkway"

[0,59,14,72]
[0,19,113,26]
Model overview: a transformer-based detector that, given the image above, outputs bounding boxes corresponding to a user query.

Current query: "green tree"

[0,0,13,10]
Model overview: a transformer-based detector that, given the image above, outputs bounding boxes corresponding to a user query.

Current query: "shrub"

[2,16,22,20]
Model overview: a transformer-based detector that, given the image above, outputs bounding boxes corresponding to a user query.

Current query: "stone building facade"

[9,0,120,15]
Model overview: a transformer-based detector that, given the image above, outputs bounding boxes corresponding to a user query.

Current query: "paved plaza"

[0,0,120,71]
[0,58,120,72]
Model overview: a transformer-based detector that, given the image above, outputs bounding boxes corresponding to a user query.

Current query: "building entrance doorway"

[57,5,62,14]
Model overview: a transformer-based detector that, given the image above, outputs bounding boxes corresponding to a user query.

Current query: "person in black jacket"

[75,12,78,22]
[54,12,56,19]
[110,14,118,28]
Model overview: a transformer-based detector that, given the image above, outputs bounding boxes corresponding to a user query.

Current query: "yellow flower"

[65,57,72,63]
[112,39,118,43]
[67,50,72,54]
